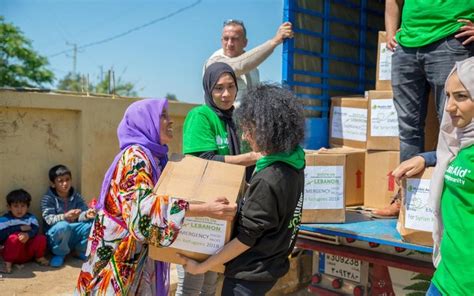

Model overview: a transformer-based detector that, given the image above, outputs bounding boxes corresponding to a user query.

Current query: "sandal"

[36,257,50,266]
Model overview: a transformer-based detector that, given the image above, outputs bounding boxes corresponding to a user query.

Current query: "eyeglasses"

[223,19,244,27]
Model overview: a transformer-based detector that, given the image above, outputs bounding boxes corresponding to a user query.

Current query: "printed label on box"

[171,217,227,255]
[304,165,344,210]
[404,179,435,232]
[331,106,367,141]
[371,99,399,137]
[378,43,393,81]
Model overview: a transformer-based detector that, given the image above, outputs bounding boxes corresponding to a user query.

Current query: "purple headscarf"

[97,98,170,296]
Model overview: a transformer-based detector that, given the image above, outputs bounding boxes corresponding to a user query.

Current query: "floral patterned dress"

[75,145,187,295]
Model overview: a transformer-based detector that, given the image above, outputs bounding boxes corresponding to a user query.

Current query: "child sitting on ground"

[41,164,95,268]
[0,189,49,273]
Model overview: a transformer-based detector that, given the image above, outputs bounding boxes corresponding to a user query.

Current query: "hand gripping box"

[329,96,368,149]
[303,148,365,223]
[397,167,435,246]
[148,154,246,273]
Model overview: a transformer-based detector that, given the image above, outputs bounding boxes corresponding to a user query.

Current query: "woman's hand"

[187,197,237,220]
[178,254,208,275]
[392,156,426,185]
[203,197,237,220]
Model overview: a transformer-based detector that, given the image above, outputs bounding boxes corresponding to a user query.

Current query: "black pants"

[221,277,277,296]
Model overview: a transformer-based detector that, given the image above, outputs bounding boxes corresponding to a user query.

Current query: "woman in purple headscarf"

[75,99,236,295]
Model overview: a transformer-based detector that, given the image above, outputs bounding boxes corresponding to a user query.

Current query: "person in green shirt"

[176,62,261,296]
[180,83,305,296]
[385,0,474,162]
[390,57,474,295]
[377,1,474,217]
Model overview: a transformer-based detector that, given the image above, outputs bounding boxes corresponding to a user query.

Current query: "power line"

[48,0,202,58]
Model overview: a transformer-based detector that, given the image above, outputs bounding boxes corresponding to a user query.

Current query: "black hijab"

[203,62,241,155]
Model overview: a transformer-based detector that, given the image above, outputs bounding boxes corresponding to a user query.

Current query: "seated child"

[0,189,49,273]
[41,164,95,267]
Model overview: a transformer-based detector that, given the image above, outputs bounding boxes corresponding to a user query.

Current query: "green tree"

[57,72,87,92]
[95,71,137,97]
[0,16,54,87]
[57,71,138,97]
[165,93,178,101]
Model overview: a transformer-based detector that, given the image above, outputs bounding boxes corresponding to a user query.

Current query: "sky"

[2,0,286,104]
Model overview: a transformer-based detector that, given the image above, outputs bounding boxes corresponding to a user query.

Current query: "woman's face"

[445,72,474,128]
[212,73,237,110]
[159,107,174,145]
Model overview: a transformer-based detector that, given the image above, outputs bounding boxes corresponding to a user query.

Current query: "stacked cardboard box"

[375,31,393,91]
[329,93,400,209]
[397,167,435,246]
[303,148,365,223]
[302,31,440,223]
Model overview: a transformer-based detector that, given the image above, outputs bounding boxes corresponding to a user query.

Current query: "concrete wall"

[0,90,197,219]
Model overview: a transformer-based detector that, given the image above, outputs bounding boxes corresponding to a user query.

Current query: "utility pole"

[66,42,78,74]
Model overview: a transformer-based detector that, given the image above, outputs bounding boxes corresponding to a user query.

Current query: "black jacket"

[224,162,304,281]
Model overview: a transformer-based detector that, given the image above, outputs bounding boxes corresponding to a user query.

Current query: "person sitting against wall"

[180,83,306,296]
[0,189,49,273]
[41,164,96,268]
[176,62,261,296]
[74,98,236,295]
[391,57,474,295]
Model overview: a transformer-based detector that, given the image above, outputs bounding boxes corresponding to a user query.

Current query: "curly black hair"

[235,83,305,154]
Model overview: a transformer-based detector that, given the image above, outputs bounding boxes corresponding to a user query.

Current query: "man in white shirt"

[204,19,293,106]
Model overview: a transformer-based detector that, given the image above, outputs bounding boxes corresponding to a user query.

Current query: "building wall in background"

[0,90,196,219]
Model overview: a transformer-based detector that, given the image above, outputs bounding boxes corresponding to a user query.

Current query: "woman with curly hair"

[74,98,236,296]
[180,84,306,295]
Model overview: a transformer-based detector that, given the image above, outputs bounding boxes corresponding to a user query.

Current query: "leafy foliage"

[165,93,178,101]
[57,71,138,97]
[0,16,54,87]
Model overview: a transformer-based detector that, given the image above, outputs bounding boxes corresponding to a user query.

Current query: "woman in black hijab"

[176,62,261,296]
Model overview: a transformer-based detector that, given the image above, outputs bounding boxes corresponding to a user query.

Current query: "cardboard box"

[397,167,435,246]
[303,148,365,223]
[148,154,246,273]
[364,151,400,209]
[329,96,368,149]
[376,31,393,91]
[367,90,400,151]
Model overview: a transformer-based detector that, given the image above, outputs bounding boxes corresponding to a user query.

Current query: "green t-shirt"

[432,144,474,295]
[396,0,474,47]
[182,105,230,155]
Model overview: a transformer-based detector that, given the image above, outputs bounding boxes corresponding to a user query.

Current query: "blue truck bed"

[300,211,433,254]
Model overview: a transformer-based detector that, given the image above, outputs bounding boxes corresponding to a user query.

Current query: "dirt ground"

[0,256,82,295]
[0,257,312,295]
